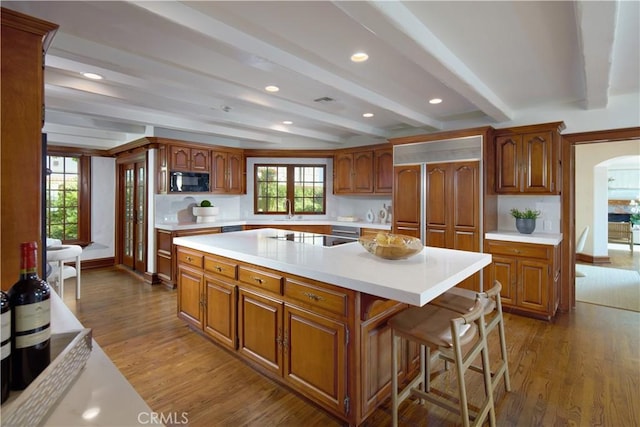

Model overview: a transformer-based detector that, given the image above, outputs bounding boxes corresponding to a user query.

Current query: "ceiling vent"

[314,96,335,103]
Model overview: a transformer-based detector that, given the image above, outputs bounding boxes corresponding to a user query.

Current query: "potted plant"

[192,200,219,223]
[510,208,541,234]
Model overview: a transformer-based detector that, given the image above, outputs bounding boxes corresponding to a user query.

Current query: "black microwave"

[169,171,210,192]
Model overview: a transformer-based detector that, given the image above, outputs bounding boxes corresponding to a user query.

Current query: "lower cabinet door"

[284,304,348,417]
[491,255,517,306]
[238,288,283,376]
[518,259,549,313]
[204,274,237,349]
[177,266,204,329]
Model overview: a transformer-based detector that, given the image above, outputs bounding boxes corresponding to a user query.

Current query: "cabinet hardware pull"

[303,292,324,302]
[186,256,192,262]
[253,276,264,284]
[276,328,282,346]
[215,266,223,272]
[283,329,288,349]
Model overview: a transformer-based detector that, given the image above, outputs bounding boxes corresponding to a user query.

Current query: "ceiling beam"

[335,1,512,123]
[129,0,442,130]
[574,0,618,109]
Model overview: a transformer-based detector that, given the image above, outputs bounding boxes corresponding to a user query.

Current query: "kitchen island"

[173,228,491,426]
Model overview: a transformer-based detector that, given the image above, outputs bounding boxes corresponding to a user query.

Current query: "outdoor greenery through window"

[45,154,83,242]
[255,164,326,215]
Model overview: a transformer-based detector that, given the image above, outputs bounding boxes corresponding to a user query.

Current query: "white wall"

[575,140,640,256]
[83,156,116,261]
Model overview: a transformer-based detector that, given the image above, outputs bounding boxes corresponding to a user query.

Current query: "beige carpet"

[575,265,640,312]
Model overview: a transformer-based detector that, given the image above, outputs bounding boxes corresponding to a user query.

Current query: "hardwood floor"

[605,243,640,271]
[62,267,639,426]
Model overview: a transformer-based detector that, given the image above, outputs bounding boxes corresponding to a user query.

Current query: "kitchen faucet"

[285,199,293,219]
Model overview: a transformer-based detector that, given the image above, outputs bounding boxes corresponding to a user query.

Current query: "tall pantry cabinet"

[1,9,58,289]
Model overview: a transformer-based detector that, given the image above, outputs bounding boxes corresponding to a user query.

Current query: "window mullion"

[287,165,295,214]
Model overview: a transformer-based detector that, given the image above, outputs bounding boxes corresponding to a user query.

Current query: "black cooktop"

[269,232,356,247]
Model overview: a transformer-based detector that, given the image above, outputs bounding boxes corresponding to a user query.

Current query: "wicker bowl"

[358,232,423,260]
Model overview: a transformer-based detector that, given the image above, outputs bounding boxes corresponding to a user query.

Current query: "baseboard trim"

[80,257,116,270]
[576,253,611,265]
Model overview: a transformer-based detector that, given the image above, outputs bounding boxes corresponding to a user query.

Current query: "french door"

[118,156,147,273]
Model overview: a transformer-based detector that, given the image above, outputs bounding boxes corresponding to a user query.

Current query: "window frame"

[253,163,326,215]
[45,150,91,245]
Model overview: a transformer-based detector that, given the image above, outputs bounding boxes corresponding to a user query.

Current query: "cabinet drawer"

[486,240,551,260]
[204,255,237,280]
[238,266,283,294]
[177,248,203,269]
[285,278,348,317]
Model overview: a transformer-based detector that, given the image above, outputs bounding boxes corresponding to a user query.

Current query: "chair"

[46,243,83,299]
[575,226,589,277]
[608,222,633,252]
[429,281,511,395]
[389,295,495,427]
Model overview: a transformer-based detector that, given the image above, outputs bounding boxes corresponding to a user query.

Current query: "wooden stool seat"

[389,296,496,427]
[431,281,511,394]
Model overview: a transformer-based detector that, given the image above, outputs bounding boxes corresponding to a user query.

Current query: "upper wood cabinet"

[211,148,245,194]
[170,145,210,172]
[494,122,564,194]
[373,148,393,194]
[334,145,392,195]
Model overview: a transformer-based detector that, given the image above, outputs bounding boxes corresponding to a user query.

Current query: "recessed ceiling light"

[350,52,369,63]
[362,113,374,118]
[265,85,280,92]
[81,72,103,80]
[282,120,293,125]
[429,98,443,104]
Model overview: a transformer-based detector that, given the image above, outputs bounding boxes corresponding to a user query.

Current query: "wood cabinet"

[373,148,393,194]
[334,146,392,195]
[236,267,351,418]
[1,9,58,288]
[484,239,560,320]
[211,148,245,194]
[494,122,564,194]
[155,227,221,288]
[425,161,480,291]
[177,248,238,349]
[169,145,209,172]
[175,246,417,425]
[392,165,421,238]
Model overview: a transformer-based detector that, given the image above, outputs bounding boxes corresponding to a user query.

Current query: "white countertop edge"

[173,235,491,307]
[485,231,563,245]
[156,219,392,231]
[37,292,156,426]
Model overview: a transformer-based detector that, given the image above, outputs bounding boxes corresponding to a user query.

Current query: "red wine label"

[14,300,50,349]
[0,311,10,360]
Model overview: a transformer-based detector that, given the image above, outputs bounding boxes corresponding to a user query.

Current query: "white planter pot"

[192,206,219,223]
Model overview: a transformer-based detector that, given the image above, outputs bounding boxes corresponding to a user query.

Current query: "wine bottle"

[1,290,10,403]
[8,242,51,390]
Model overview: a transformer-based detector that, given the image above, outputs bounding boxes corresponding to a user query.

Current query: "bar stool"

[46,244,83,299]
[430,280,511,394]
[389,296,495,427]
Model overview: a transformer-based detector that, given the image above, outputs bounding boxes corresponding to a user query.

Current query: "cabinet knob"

[253,276,264,284]
[215,266,223,272]
[186,256,192,262]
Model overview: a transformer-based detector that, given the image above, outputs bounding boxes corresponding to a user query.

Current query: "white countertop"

[155,219,392,231]
[7,292,156,426]
[173,228,491,307]
[485,230,563,245]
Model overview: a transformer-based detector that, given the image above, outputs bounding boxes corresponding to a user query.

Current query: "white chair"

[575,226,589,278]
[46,243,83,299]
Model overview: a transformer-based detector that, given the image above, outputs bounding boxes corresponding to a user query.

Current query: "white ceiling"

[3,1,639,150]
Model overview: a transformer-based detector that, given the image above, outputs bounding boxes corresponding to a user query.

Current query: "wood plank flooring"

[62,267,640,426]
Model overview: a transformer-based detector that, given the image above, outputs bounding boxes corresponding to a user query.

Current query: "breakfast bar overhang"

[173,229,491,426]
